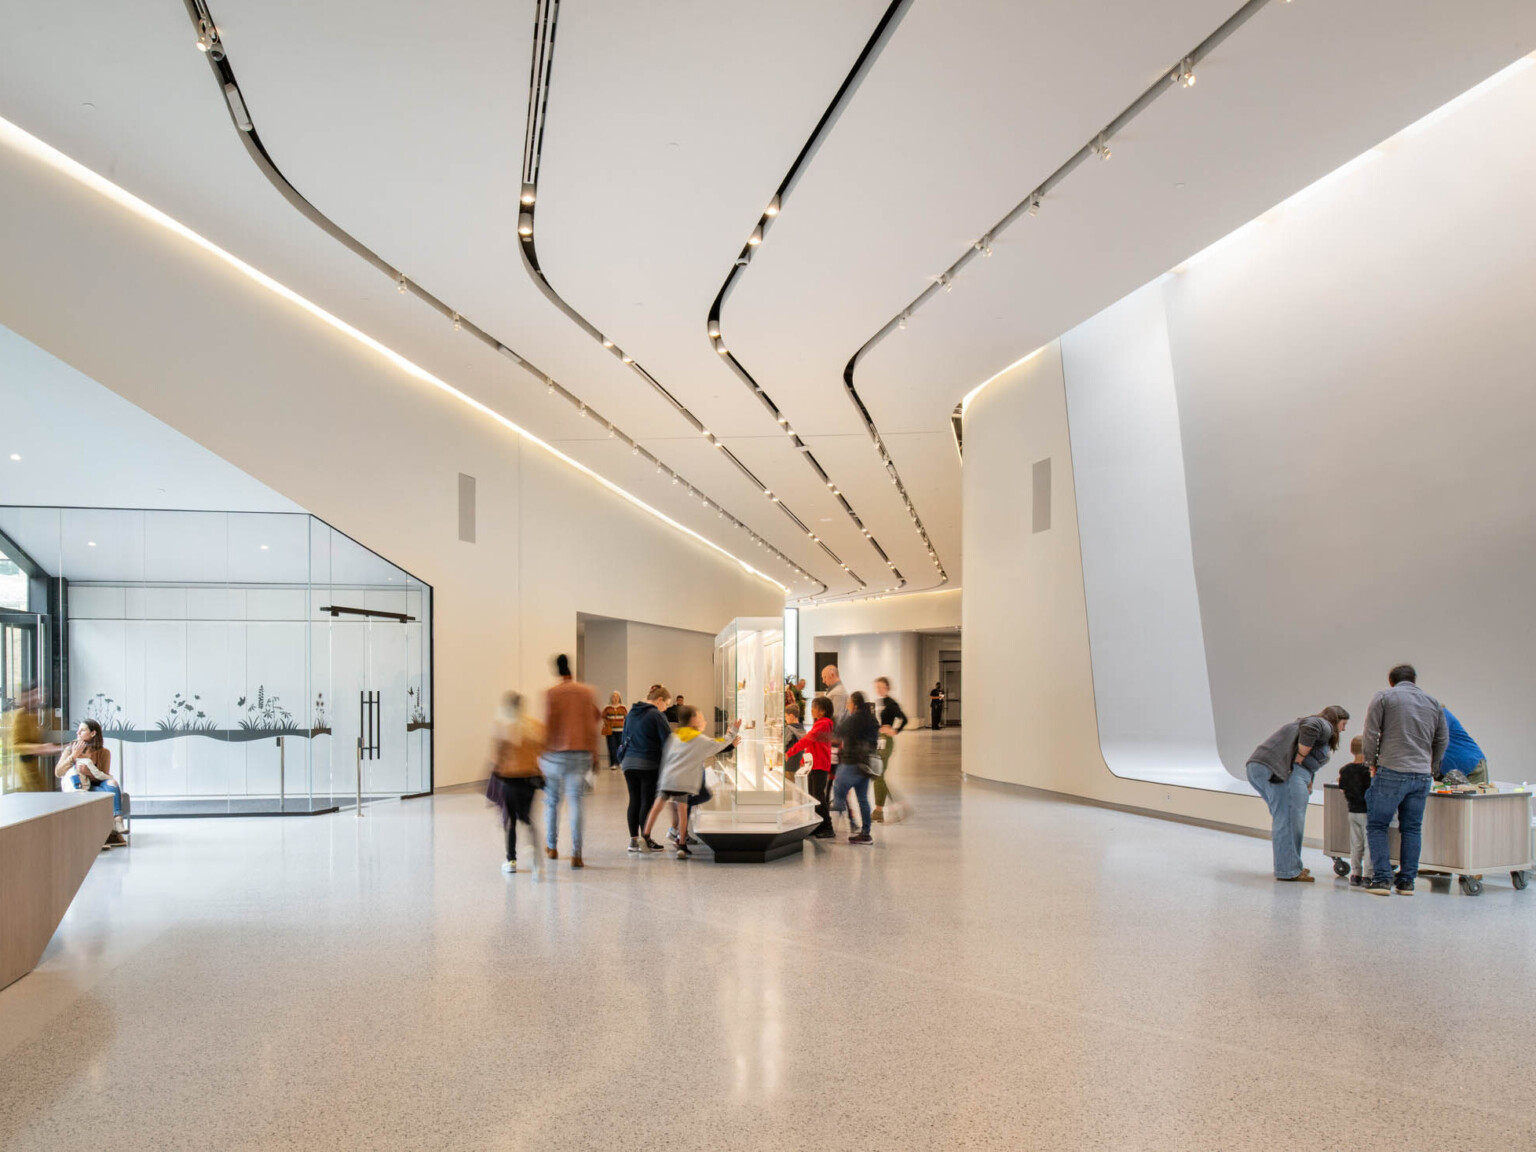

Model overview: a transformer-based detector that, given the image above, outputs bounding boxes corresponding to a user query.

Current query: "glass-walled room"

[0,507,431,813]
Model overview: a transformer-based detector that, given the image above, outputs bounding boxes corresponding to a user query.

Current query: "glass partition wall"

[0,507,431,813]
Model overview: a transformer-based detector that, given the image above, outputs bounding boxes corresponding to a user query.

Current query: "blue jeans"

[1366,768,1430,884]
[540,751,590,856]
[73,774,122,816]
[1246,761,1309,878]
[830,762,872,834]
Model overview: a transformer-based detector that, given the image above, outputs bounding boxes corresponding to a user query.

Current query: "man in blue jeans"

[1361,664,1448,896]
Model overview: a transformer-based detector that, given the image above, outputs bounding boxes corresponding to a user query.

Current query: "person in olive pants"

[872,678,908,822]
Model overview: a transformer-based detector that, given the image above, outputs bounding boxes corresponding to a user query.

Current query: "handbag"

[861,752,885,778]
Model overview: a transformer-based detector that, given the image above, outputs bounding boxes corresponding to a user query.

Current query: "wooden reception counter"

[0,791,113,990]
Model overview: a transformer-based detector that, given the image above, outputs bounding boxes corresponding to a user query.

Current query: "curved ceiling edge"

[844,0,1278,496]
[514,0,856,597]
[710,0,955,602]
[704,0,927,604]
[178,0,810,593]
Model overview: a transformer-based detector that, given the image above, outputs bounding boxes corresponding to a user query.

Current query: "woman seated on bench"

[56,718,128,846]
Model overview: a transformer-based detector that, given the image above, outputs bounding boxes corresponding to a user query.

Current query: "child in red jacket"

[787,696,837,839]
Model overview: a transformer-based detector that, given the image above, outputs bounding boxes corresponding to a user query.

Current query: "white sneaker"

[666,827,679,843]
[628,836,644,853]
[501,860,516,874]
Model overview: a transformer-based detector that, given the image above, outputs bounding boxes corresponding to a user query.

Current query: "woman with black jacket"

[832,692,880,844]
[872,677,908,823]
[619,685,674,852]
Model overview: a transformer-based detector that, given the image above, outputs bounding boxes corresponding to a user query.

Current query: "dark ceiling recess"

[513,0,858,595]
[177,0,820,594]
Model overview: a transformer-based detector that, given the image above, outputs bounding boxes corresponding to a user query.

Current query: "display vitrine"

[696,617,818,861]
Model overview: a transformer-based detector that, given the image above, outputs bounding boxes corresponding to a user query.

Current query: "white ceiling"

[2,1,1533,599]
[0,320,301,515]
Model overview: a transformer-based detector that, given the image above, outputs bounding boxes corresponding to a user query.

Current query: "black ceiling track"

[177,0,814,593]
[707,0,951,601]
[845,0,1276,485]
[513,0,851,594]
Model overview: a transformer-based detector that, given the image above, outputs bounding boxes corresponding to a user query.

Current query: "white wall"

[962,58,1536,833]
[963,342,1269,831]
[1163,62,1536,779]
[1060,283,1232,789]
[0,136,782,787]
[813,631,922,719]
[579,617,629,708]
[625,621,715,723]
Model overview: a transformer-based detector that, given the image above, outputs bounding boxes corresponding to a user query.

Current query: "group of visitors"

[784,665,908,844]
[485,657,916,872]
[1248,662,1484,895]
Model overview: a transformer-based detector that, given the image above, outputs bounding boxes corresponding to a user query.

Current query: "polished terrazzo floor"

[2,730,1533,1150]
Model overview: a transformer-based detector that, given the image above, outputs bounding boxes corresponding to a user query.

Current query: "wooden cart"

[1323,783,1533,896]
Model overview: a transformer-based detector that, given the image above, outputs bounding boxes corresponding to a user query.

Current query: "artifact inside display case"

[697,617,817,860]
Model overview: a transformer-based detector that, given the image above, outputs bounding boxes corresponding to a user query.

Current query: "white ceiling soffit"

[0,2,824,595]
[3,3,1533,600]
[0,321,302,515]
[189,0,848,596]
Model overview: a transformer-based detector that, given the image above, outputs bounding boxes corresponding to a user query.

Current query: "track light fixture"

[1093,133,1112,160]
[716,343,729,355]
[520,183,536,206]
[973,237,993,256]
[578,403,586,417]
[748,225,763,247]
[1027,193,1041,216]
[765,195,781,217]
[601,338,614,348]
[396,273,407,293]
[708,321,721,339]
[1175,57,1196,87]
[547,380,554,395]
[621,354,634,364]
[451,312,462,331]
[517,213,533,236]
[898,313,908,331]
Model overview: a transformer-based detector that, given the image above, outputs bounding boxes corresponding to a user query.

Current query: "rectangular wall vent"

[1031,458,1052,534]
[458,473,476,543]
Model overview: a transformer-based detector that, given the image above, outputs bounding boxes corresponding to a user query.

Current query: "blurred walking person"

[485,692,545,876]
[541,654,600,869]
[786,696,836,839]
[871,677,909,823]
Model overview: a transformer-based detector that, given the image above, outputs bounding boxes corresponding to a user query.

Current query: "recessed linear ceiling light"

[0,116,788,590]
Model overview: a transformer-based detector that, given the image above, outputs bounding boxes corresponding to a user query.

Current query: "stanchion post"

[278,735,285,811]
[355,736,363,817]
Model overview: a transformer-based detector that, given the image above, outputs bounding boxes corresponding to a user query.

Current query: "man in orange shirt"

[541,653,600,868]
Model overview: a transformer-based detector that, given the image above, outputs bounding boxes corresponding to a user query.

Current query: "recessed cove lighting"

[0,117,793,593]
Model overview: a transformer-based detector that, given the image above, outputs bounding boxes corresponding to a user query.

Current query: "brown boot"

[871,807,885,823]
[545,847,558,860]
[570,855,584,869]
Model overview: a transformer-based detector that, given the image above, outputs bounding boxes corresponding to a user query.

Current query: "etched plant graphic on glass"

[84,692,135,731]
[236,685,295,731]
[157,692,216,731]
[407,686,431,730]
[312,691,330,734]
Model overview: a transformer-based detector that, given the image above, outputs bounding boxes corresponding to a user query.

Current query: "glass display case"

[697,618,817,859]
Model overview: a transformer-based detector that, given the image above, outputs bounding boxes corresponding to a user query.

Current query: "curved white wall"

[963,57,1536,830]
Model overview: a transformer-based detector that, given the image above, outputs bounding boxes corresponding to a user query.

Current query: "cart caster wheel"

[1332,858,1350,877]
[1512,870,1528,891]
[1459,876,1484,896]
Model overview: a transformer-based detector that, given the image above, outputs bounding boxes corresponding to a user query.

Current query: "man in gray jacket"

[1361,664,1448,896]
